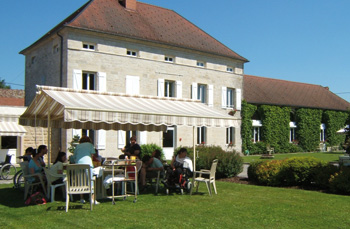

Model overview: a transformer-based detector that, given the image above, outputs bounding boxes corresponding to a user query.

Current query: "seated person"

[22,147,34,162]
[50,151,67,185]
[120,136,142,159]
[140,155,164,190]
[151,149,162,161]
[92,149,103,166]
[166,148,193,186]
[28,149,45,183]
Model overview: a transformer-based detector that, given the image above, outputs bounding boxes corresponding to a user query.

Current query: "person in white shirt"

[50,151,67,185]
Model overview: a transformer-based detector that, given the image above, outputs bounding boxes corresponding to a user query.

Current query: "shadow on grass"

[0,186,29,208]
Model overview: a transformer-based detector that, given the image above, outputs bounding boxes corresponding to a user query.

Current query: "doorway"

[162,126,176,160]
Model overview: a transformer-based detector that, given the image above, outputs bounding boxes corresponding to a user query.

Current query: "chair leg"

[90,193,93,211]
[205,181,212,196]
[24,184,29,200]
[66,192,69,212]
[196,181,200,193]
[212,181,217,194]
[51,186,55,203]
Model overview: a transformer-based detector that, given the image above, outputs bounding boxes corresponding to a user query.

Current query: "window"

[320,124,326,142]
[197,61,205,67]
[126,50,137,57]
[53,44,59,54]
[82,43,95,50]
[165,80,175,97]
[164,56,174,63]
[197,127,206,144]
[82,129,95,144]
[82,72,96,90]
[1,136,17,149]
[226,127,235,145]
[290,122,297,143]
[226,88,234,108]
[252,120,262,143]
[197,84,207,103]
[227,67,234,73]
[125,131,137,146]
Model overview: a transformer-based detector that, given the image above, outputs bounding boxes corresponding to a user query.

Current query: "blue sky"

[1,0,350,101]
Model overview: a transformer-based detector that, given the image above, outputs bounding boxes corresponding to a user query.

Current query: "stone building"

[20,0,248,159]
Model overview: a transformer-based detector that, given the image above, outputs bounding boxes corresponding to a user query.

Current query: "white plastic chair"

[43,167,67,202]
[65,164,93,212]
[192,159,218,196]
[20,162,47,200]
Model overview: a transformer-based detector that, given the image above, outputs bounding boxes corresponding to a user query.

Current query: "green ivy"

[323,110,348,147]
[241,101,257,153]
[295,108,323,151]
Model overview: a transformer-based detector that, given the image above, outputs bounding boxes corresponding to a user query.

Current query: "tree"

[0,79,11,89]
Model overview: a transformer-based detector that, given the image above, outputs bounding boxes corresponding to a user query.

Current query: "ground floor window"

[252,127,261,143]
[226,127,235,145]
[320,123,326,142]
[290,128,296,142]
[197,127,206,145]
[82,129,95,143]
[1,136,17,149]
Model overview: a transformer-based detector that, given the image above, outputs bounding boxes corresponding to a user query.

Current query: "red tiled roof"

[0,89,25,106]
[243,75,350,111]
[21,0,248,62]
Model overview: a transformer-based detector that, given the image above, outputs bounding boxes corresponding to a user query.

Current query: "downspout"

[57,32,64,151]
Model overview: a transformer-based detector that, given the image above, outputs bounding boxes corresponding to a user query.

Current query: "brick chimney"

[119,0,137,11]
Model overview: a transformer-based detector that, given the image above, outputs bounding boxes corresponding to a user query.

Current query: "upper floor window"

[197,61,205,67]
[83,43,95,51]
[198,84,207,103]
[82,72,96,90]
[226,67,234,73]
[290,122,297,143]
[222,87,241,110]
[226,88,234,108]
[165,80,175,97]
[127,50,138,57]
[164,56,174,63]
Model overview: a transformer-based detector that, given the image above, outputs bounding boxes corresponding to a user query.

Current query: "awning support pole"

[47,111,51,168]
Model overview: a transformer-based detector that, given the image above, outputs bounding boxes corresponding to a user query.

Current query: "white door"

[163,127,175,160]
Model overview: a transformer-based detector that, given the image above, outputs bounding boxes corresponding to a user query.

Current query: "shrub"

[311,163,339,189]
[248,160,284,186]
[176,145,243,179]
[277,157,325,186]
[249,141,266,155]
[140,144,165,160]
[329,167,350,194]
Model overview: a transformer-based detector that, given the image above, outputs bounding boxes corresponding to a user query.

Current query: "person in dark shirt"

[121,136,142,159]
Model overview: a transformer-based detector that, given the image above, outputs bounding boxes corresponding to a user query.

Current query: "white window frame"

[197,127,206,145]
[198,84,207,103]
[164,56,174,63]
[320,123,326,142]
[289,122,297,143]
[82,42,95,51]
[82,72,96,90]
[252,120,262,143]
[164,80,175,97]
[226,127,235,145]
[126,50,138,57]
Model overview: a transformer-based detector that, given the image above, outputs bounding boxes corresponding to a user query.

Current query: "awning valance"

[0,122,26,137]
[19,86,239,131]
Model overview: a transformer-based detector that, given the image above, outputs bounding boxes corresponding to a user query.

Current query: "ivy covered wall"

[241,101,350,154]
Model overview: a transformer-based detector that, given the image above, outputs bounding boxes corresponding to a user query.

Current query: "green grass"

[243,152,345,164]
[1,181,350,228]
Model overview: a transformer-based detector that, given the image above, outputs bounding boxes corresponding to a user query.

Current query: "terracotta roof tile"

[243,75,350,111]
[0,89,25,106]
[21,0,248,62]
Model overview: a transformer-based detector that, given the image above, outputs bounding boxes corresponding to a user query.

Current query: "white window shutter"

[73,69,82,89]
[97,72,107,92]
[118,130,126,149]
[222,86,227,108]
[235,88,242,110]
[192,82,198,100]
[126,76,133,94]
[176,81,182,99]
[208,84,213,107]
[134,76,140,95]
[96,130,106,150]
[139,131,147,145]
[158,79,165,97]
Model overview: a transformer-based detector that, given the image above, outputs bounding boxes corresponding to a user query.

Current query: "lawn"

[1,181,350,228]
[242,151,345,164]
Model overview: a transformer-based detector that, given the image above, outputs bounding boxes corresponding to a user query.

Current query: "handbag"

[25,192,47,205]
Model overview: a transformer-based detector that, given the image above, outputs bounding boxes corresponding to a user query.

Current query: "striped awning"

[19,86,239,131]
[0,121,26,136]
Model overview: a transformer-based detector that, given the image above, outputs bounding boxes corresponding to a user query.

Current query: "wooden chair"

[20,162,47,200]
[43,168,67,202]
[191,159,218,196]
[65,164,93,212]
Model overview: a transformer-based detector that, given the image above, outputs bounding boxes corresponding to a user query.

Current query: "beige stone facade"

[22,8,245,160]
